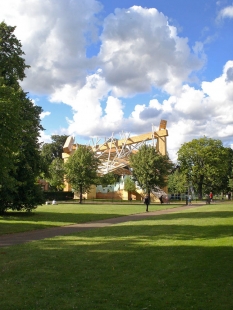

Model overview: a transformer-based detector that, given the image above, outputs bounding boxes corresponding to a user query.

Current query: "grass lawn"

[0,202,233,309]
[0,202,182,236]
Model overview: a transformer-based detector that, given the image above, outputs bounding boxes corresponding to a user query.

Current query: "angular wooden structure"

[62,120,168,197]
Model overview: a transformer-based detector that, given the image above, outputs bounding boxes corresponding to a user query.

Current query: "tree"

[0,81,22,194]
[64,145,100,203]
[124,176,136,199]
[40,135,69,178]
[0,22,29,86]
[97,172,118,188]
[129,144,173,200]
[177,137,232,199]
[0,22,43,212]
[47,158,65,191]
[168,169,187,194]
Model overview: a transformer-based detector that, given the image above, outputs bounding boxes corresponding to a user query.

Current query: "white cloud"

[39,130,52,144]
[128,61,233,161]
[98,6,204,96]
[103,96,124,129]
[1,1,232,162]
[217,5,233,19]
[40,111,51,119]
[0,0,102,94]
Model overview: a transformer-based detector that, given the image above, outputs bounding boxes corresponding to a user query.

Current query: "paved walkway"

[0,204,203,248]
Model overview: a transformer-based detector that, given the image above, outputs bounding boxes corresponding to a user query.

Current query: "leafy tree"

[0,21,43,212]
[168,169,187,194]
[124,176,136,191]
[0,81,22,193]
[40,135,69,178]
[97,172,118,188]
[0,22,29,86]
[47,158,65,191]
[129,144,173,200]
[64,145,100,203]
[227,155,233,192]
[177,137,232,199]
[124,176,136,199]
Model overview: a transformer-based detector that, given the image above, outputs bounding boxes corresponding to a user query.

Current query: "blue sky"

[1,0,233,161]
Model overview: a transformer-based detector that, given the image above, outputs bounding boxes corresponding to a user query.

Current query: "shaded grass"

[0,203,181,236]
[0,204,233,309]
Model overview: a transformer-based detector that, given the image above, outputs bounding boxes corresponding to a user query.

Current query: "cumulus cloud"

[57,60,233,162]
[0,0,102,94]
[1,1,232,162]
[98,6,204,96]
[226,67,233,82]
[127,61,233,161]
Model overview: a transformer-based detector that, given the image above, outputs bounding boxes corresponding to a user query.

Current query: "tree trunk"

[148,190,151,203]
[198,175,204,199]
[79,185,82,204]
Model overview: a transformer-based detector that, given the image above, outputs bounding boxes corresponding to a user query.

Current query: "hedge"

[43,191,74,201]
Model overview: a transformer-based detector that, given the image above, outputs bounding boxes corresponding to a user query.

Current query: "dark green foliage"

[97,172,118,187]
[168,169,187,194]
[129,144,173,197]
[40,134,68,179]
[0,21,43,212]
[65,145,100,203]
[177,137,232,198]
[46,158,65,191]
[0,22,29,86]
[124,176,136,192]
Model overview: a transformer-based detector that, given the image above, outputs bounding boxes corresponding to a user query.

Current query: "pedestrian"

[228,192,231,200]
[188,194,192,205]
[144,195,149,212]
[159,195,163,204]
[209,192,213,202]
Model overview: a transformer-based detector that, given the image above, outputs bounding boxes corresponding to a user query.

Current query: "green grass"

[0,203,181,236]
[0,203,233,309]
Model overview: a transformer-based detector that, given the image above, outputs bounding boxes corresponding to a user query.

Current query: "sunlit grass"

[0,203,233,309]
[0,203,181,235]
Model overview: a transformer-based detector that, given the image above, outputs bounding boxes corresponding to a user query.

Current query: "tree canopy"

[129,144,173,199]
[167,169,187,194]
[0,21,43,212]
[40,134,68,180]
[177,137,232,198]
[124,176,136,192]
[64,146,100,203]
[47,158,65,191]
[97,172,118,188]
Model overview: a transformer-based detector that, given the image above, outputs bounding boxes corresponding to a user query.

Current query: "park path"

[0,204,203,248]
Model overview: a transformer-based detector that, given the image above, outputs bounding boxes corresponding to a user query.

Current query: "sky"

[1,0,233,161]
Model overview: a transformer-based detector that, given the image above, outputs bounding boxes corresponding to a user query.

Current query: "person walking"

[159,195,163,204]
[188,194,192,205]
[144,196,150,212]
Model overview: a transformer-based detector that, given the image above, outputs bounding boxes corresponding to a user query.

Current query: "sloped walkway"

[0,204,203,248]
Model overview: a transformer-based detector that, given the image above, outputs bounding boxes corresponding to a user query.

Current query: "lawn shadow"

[2,222,232,310]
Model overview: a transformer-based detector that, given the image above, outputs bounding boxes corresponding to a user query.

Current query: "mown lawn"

[0,203,233,309]
[0,203,182,235]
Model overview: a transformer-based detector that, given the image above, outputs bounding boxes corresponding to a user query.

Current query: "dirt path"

[0,204,203,248]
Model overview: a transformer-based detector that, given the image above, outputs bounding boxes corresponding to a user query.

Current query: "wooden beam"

[96,130,168,151]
